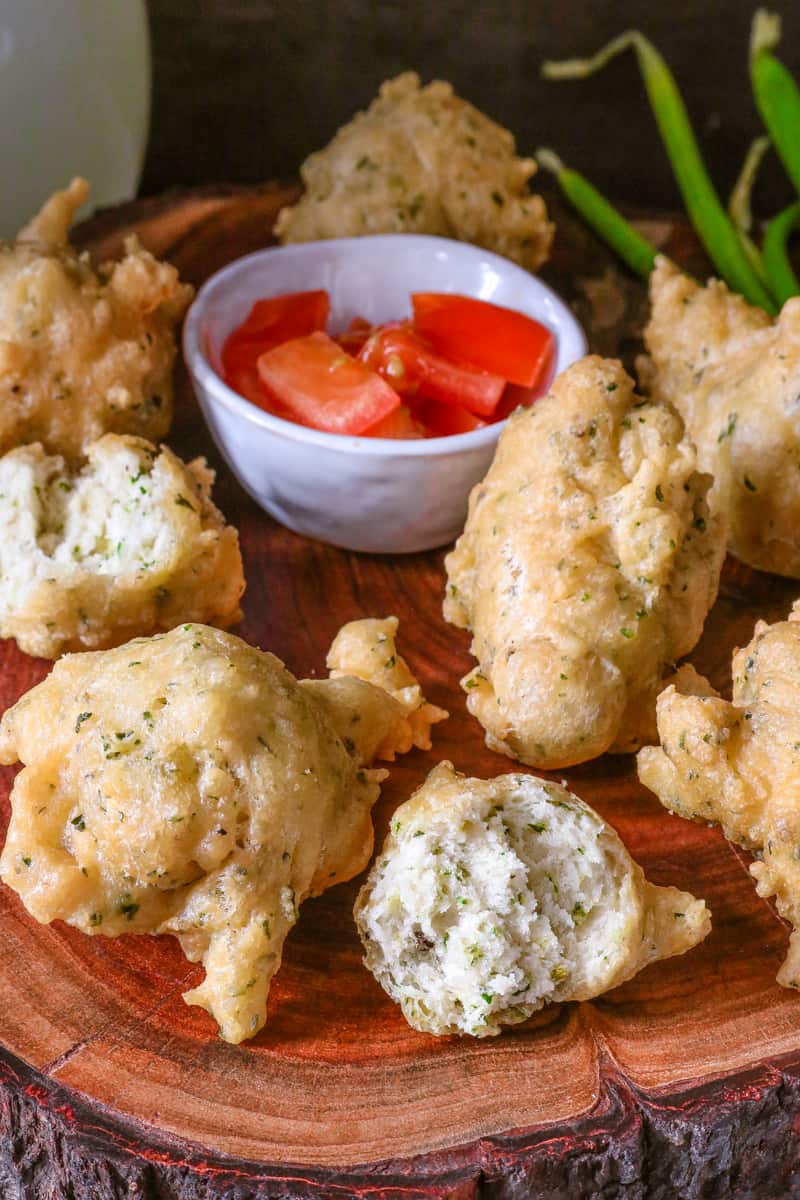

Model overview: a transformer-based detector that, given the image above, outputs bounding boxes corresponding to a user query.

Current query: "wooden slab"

[2,182,800,1199]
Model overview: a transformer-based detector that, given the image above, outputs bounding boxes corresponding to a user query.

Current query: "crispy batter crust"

[444,356,727,769]
[0,178,192,460]
[0,619,443,1042]
[275,72,553,272]
[638,600,800,990]
[643,255,800,577]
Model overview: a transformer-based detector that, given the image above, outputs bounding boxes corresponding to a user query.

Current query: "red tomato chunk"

[359,325,505,417]
[219,287,556,439]
[228,290,329,349]
[412,293,553,389]
[256,331,402,435]
[334,316,374,355]
[412,397,487,437]
[361,404,424,439]
[221,290,331,416]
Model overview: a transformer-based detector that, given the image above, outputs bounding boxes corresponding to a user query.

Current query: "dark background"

[142,1,800,217]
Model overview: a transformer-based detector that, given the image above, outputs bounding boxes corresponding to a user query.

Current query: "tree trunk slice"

[2,181,800,1199]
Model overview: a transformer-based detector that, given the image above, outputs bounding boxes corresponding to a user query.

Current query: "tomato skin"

[225,364,268,409]
[492,345,556,422]
[411,397,488,437]
[232,290,330,345]
[221,290,330,386]
[256,332,401,435]
[225,365,299,423]
[361,404,425,439]
[359,326,505,417]
[334,316,375,355]
[412,293,553,388]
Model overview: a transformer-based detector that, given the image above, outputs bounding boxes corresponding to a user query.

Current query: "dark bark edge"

[3,1046,800,1199]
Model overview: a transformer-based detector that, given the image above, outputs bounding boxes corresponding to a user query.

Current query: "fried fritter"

[355,761,710,1036]
[0,619,445,1043]
[643,255,800,577]
[275,72,553,272]
[444,356,727,769]
[320,616,447,758]
[638,601,800,990]
[0,178,192,460]
[0,434,244,658]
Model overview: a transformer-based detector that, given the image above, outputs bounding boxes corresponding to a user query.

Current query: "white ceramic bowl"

[183,235,587,553]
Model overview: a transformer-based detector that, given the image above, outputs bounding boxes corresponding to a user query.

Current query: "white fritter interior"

[0,439,189,602]
[357,774,636,1036]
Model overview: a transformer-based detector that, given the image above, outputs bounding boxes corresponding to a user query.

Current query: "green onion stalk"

[751,10,800,197]
[536,148,658,278]
[764,201,800,306]
[543,31,778,313]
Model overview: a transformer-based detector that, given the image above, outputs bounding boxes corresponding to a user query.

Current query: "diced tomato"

[491,341,556,421]
[412,293,554,388]
[221,290,330,388]
[222,341,260,375]
[232,290,330,345]
[224,365,297,421]
[361,404,425,439]
[491,384,525,423]
[359,326,505,417]
[411,397,488,437]
[221,287,554,440]
[256,332,401,435]
[335,316,375,355]
[224,364,266,408]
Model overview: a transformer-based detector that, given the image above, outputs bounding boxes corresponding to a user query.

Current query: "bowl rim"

[183,233,588,459]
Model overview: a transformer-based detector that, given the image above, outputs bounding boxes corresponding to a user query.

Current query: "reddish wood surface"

[2,183,800,1198]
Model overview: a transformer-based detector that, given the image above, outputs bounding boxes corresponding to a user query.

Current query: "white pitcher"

[0,0,150,237]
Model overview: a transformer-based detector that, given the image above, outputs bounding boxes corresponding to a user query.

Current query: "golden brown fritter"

[643,255,800,577]
[0,434,245,658]
[0,620,445,1043]
[0,178,192,460]
[275,72,553,272]
[444,356,727,769]
[638,602,800,990]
